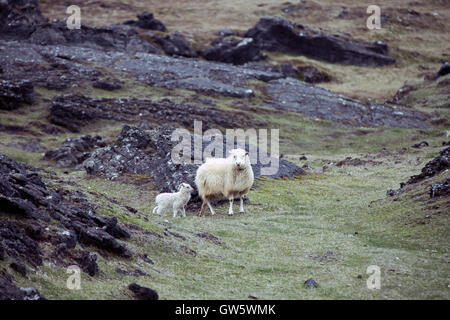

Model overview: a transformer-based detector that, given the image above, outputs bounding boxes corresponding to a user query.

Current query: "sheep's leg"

[152,206,158,214]
[239,196,245,214]
[199,201,206,217]
[182,207,186,217]
[228,197,234,216]
[173,208,178,218]
[206,200,216,216]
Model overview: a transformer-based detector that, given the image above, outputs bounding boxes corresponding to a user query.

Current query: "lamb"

[195,148,254,216]
[152,183,194,217]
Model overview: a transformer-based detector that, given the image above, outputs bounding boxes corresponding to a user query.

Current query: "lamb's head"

[229,148,250,171]
[179,183,194,193]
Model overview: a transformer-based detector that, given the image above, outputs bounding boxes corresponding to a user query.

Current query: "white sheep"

[152,183,194,217]
[195,148,254,216]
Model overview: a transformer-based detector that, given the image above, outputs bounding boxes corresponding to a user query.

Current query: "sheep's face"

[229,149,249,171]
[180,183,194,193]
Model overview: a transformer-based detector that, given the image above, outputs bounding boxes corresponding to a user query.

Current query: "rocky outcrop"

[128,283,158,300]
[203,36,265,65]
[430,179,449,198]
[0,277,45,300]
[0,0,159,55]
[153,33,198,58]
[124,12,167,32]
[263,78,428,128]
[0,152,132,290]
[92,79,123,91]
[245,16,395,66]
[0,79,34,110]
[243,62,330,83]
[437,62,450,78]
[48,94,263,133]
[43,135,105,168]
[407,147,449,184]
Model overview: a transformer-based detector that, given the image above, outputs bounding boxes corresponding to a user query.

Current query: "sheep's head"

[179,183,194,193]
[229,148,250,171]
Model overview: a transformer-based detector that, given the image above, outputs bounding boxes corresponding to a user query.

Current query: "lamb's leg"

[199,201,206,217]
[228,197,234,216]
[239,196,245,214]
[206,200,216,216]
[152,206,158,214]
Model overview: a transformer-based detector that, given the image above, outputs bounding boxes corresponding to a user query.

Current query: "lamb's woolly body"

[195,149,254,216]
[152,184,193,217]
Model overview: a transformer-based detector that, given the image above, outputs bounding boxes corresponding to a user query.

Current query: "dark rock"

[203,36,265,65]
[19,286,45,300]
[0,220,42,267]
[132,12,167,31]
[0,2,159,55]
[0,79,34,110]
[124,13,166,32]
[163,77,255,98]
[0,277,45,300]
[75,250,98,277]
[92,79,122,91]
[10,262,27,277]
[430,179,450,198]
[264,78,428,128]
[7,140,46,153]
[407,147,449,184]
[49,94,261,133]
[153,33,197,58]
[437,62,450,78]
[386,189,399,197]
[366,41,389,56]
[92,216,131,239]
[55,230,77,249]
[43,135,105,168]
[0,243,4,260]
[245,16,395,66]
[0,152,132,272]
[304,278,318,288]
[297,66,330,83]
[336,8,349,19]
[83,125,304,202]
[1,40,282,100]
[0,0,47,41]
[411,141,429,148]
[78,227,132,258]
[128,283,158,300]
[142,254,154,265]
